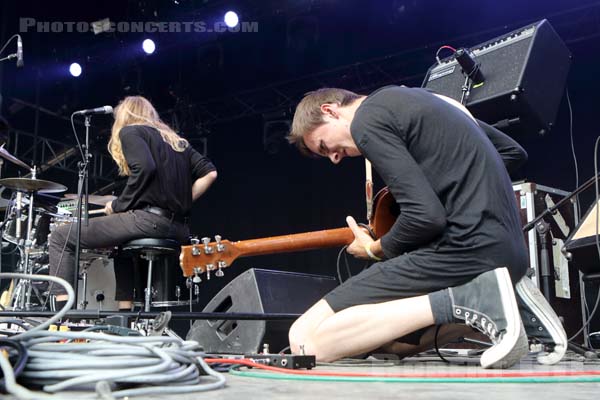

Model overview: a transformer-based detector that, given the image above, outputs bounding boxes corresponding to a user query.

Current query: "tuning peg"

[206,263,214,280]
[202,237,213,254]
[190,237,201,256]
[193,267,202,283]
[216,261,226,277]
[215,235,225,252]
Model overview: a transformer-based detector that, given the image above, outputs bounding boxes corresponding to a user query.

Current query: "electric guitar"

[179,187,398,279]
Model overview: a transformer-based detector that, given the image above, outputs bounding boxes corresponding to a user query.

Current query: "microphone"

[16,35,23,68]
[455,48,485,85]
[73,106,114,116]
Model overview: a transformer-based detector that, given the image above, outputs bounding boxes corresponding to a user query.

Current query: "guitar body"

[180,187,398,278]
[371,187,399,239]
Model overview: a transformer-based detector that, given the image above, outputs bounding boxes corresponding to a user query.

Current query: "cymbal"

[0,177,67,193]
[0,145,31,170]
[62,194,117,206]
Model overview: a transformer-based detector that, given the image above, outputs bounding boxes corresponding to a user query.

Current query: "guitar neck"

[234,227,354,258]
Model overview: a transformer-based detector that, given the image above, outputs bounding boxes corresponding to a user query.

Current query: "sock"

[428,289,453,325]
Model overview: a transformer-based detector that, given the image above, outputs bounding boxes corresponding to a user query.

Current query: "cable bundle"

[0,273,226,399]
[18,332,225,397]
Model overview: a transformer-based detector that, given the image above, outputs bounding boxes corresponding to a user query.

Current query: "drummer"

[48,96,217,310]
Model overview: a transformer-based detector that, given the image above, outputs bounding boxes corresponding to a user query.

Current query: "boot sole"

[516,276,567,365]
[480,267,529,369]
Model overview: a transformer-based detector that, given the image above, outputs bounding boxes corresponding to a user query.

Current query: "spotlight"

[224,11,239,28]
[69,63,82,77]
[142,39,156,54]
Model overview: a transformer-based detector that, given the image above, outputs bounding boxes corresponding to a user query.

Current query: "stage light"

[224,11,239,28]
[142,39,156,54]
[69,63,82,77]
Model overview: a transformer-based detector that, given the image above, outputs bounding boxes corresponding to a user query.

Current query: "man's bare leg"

[289,296,435,362]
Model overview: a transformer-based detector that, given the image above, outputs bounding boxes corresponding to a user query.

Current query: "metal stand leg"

[79,264,89,310]
[536,220,553,302]
[144,255,154,313]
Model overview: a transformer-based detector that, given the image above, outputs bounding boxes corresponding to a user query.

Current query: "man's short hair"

[287,88,361,156]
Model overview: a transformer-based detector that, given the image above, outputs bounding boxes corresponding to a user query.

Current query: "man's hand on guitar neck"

[346,216,384,261]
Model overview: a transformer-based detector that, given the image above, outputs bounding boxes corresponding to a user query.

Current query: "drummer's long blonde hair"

[109,96,188,176]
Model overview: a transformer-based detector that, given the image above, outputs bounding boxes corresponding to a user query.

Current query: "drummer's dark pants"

[48,209,188,301]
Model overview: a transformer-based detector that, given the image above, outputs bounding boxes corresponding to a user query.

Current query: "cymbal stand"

[10,166,43,310]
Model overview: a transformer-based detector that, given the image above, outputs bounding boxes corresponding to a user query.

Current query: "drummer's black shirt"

[350,86,528,281]
[111,125,215,216]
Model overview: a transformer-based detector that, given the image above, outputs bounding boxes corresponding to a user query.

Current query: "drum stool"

[121,238,180,312]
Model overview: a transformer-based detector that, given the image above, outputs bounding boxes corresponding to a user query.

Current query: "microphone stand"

[460,74,472,105]
[521,174,599,302]
[73,115,92,310]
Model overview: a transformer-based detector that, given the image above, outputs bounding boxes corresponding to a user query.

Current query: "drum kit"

[0,145,192,312]
[0,145,113,310]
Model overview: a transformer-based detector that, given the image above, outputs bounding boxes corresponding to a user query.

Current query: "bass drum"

[77,254,119,311]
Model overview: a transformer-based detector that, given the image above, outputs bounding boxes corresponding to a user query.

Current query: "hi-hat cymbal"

[0,145,31,170]
[0,177,67,193]
[62,194,117,206]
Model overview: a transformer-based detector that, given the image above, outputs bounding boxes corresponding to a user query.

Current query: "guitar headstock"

[179,235,239,280]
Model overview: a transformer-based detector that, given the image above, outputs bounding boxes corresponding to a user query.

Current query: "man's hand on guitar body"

[346,216,384,261]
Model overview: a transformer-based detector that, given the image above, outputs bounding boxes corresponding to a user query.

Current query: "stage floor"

[6,351,600,399]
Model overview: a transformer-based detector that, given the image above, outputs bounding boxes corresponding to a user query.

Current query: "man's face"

[302,104,360,164]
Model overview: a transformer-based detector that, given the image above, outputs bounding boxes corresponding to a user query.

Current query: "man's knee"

[49,224,70,246]
[288,299,335,355]
[288,319,308,354]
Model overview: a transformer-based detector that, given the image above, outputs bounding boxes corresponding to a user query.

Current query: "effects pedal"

[245,353,316,370]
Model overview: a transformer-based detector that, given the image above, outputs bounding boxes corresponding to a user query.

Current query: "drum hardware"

[0,164,67,310]
[79,260,91,310]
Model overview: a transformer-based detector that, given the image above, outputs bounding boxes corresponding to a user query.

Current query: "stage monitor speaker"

[186,268,338,354]
[422,19,571,136]
[565,200,600,274]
